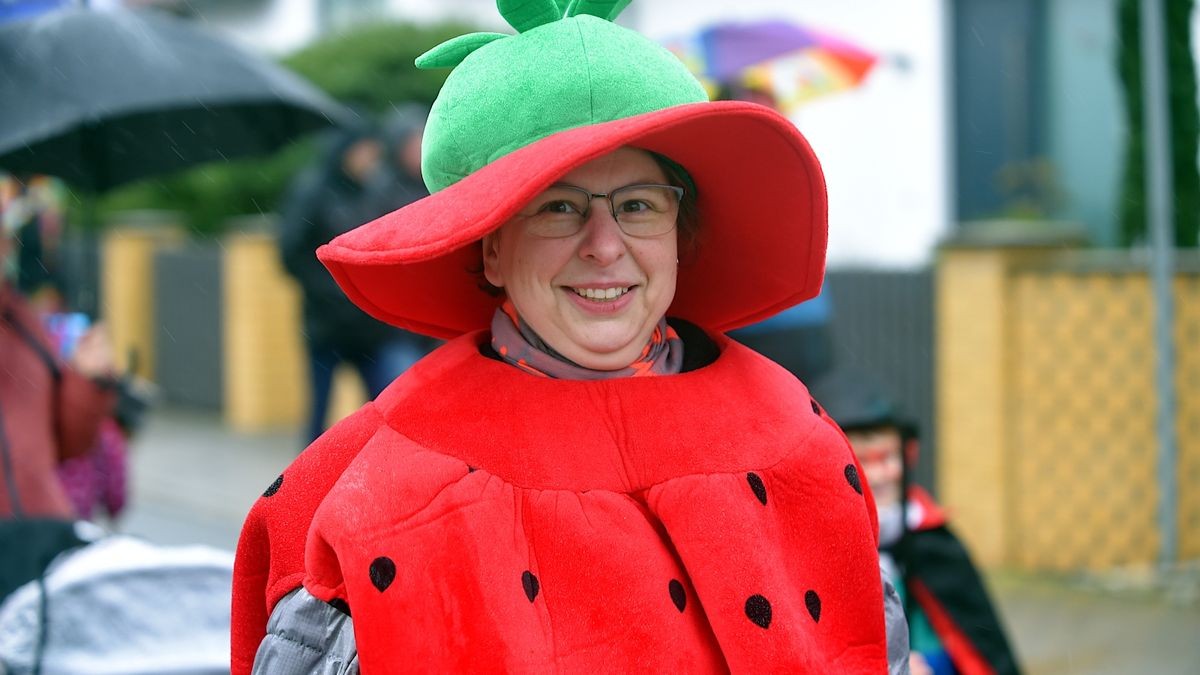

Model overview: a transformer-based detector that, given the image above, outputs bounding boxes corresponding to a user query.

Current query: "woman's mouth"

[570,286,633,302]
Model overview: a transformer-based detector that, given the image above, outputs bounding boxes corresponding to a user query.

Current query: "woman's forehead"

[554,147,666,186]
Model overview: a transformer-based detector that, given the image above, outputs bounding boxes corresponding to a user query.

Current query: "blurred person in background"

[2,173,130,526]
[280,119,431,444]
[370,104,432,214]
[0,198,118,598]
[368,104,441,357]
[1,174,67,313]
[811,368,1022,675]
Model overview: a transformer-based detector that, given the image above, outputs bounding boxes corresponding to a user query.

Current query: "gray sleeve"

[882,563,913,675]
[252,587,359,675]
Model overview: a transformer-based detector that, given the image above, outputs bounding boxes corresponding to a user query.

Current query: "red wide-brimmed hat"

[317,4,826,339]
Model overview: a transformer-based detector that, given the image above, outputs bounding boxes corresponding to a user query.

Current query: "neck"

[490,303,683,379]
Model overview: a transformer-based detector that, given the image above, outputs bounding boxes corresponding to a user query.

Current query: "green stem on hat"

[498,0,564,33]
[421,0,636,70]
[417,33,509,69]
[566,0,632,21]
[497,0,631,34]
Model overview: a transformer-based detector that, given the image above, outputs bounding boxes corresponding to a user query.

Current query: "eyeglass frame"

[516,182,686,238]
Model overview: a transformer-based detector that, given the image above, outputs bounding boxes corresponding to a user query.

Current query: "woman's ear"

[481,232,505,288]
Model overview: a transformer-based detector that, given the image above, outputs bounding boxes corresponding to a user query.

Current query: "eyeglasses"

[515,183,684,238]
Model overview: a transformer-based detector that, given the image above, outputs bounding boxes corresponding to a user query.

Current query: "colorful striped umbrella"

[664,19,878,112]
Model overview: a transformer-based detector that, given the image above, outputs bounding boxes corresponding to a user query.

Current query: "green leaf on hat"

[566,0,631,21]
[498,0,565,33]
[415,32,510,69]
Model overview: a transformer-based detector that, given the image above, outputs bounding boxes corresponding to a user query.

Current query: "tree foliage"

[95,20,478,236]
[1117,0,1200,247]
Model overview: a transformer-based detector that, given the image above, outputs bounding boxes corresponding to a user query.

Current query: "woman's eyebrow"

[547,179,666,190]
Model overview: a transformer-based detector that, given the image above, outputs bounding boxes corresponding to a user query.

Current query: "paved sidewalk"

[118,406,300,552]
[116,407,1200,674]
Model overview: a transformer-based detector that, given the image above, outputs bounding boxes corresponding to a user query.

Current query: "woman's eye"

[618,199,652,213]
[540,200,581,214]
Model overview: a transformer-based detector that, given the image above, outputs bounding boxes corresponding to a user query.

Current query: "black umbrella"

[0,6,353,192]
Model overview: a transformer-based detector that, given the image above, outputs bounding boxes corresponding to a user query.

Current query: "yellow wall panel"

[936,249,1013,566]
[940,245,1199,571]
[101,220,183,379]
[222,232,307,431]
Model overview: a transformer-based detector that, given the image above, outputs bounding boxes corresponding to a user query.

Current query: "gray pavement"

[119,406,300,552]
[117,406,1200,674]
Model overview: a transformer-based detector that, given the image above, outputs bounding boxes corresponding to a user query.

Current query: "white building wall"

[383,0,504,29]
[633,1,950,268]
[187,0,319,55]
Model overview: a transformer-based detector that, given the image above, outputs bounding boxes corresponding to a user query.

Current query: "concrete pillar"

[222,228,307,431]
[101,212,184,380]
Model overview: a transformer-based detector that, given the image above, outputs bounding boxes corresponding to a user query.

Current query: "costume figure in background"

[235,1,901,672]
[811,368,1022,675]
[280,122,432,443]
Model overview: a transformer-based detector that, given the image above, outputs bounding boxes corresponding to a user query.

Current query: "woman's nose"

[577,208,626,264]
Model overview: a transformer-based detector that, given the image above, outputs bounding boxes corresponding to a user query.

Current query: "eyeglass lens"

[520,184,682,238]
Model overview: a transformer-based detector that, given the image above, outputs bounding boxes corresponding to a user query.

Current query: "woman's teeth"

[573,286,630,301]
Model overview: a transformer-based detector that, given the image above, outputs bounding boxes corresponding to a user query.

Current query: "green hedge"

[1117,0,1199,247]
[95,20,479,236]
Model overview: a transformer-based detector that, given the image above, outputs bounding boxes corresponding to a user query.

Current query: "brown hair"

[649,151,701,261]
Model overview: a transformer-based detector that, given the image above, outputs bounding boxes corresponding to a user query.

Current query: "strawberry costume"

[232,1,893,671]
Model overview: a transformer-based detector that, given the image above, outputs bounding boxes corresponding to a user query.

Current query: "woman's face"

[482,147,679,370]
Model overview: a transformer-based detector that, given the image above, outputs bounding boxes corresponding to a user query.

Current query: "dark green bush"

[94,20,480,236]
[1117,0,1199,247]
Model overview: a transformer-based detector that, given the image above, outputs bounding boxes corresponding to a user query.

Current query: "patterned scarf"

[490,300,683,379]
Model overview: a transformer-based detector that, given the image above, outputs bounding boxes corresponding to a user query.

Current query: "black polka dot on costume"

[844,464,863,495]
[805,590,822,622]
[746,472,767,505]
[328,598,351,617]
[744,594,772,628]
[522,570,539,602]
[262,474,283,498]
[811,399,821,415]
[668,579,686,612]
[467,465,476,473]
[369,557,396,592]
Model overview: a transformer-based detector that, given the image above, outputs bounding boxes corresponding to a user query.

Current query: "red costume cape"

[232,332,887,673]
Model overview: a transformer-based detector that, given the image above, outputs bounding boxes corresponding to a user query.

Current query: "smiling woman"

[482,148,681,372]
[232,1,899,673]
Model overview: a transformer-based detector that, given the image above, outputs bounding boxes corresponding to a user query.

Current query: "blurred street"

[119,407,297,552]
[116,406,1200,675]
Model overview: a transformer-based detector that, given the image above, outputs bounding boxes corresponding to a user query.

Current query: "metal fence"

[825,268,937,492]
[1006,254,1200,569]
[153,246,224,409]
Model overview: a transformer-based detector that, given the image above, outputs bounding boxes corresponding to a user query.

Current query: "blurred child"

[811,368,1022,675]
[42,312,128,523]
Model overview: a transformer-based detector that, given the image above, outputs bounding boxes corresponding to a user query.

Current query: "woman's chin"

[557,333,647,370]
